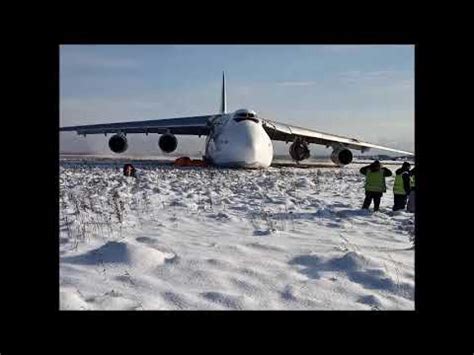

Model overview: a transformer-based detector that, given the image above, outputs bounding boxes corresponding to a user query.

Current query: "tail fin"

[219,71,227,114]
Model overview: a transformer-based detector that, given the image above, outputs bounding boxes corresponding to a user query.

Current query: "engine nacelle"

[330,148,353,166]
[158,133,178,153]
[289,139,310,161]
[108,133,128,153]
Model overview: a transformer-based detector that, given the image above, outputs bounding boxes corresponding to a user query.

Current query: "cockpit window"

[234,111,258,123]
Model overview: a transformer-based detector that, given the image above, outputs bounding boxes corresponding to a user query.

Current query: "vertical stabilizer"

[220,71,227,114]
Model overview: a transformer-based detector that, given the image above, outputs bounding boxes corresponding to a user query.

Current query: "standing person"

[123,163,136,178]
[392,162,411,211]
[360,160,392,212]
[407,167,415,212]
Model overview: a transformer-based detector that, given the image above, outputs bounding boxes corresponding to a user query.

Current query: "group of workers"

[122,160,415,213]
[360,160,415,213]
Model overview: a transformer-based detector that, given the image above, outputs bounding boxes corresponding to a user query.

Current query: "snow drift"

[60,163,414,310]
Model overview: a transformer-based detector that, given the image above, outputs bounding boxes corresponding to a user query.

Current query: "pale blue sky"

[60,45,414,156]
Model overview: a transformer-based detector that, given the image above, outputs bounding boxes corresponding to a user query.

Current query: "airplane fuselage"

[60,72,414,166]
[204,109,273,168]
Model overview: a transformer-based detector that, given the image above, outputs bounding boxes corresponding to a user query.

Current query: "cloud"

[317,45,376,52]
[277,81,316,87]
[338,69,397,79]
[61,50,139,69]
[337,69,413,87]
[317,45,411,53]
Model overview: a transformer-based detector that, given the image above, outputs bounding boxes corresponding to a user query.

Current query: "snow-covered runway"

[59,163,415,310]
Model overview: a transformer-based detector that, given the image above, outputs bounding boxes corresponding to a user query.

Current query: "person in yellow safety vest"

[407,167,415,212]
[392,161,411,211]
[360,160,393,212]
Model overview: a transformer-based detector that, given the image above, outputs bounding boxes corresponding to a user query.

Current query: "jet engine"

[108,133,128,153]
[330,147,353,166]
[289,139,310,161]
[158,133,178,153]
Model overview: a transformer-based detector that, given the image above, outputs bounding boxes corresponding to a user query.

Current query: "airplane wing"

[261,118,414,155]
[59,114,217,136]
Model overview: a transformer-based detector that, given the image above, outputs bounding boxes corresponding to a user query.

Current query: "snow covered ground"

[59,162,415,310]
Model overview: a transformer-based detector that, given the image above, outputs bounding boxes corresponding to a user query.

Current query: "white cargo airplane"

[60,72,413,168]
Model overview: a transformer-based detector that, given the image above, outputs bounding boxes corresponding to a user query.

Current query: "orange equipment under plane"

[174,157,208,167]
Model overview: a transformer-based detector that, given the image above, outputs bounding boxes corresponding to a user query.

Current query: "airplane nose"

[222,121,273,168]
[235,122,260,152]
[210,117,273,168]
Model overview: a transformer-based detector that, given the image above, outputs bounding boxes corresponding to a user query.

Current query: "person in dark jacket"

[123,163,136,178]
[359,160,392,212]
[392,162,411,211]
[407,167,415,212]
